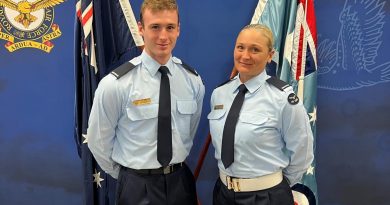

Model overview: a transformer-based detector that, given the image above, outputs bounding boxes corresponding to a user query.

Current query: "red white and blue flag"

[251,0,318,204]
[74,0,143,204]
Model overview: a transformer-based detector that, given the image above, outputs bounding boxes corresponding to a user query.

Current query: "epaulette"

[266,77,299,105]
[266,76,290,91]
[181,62,198,76]
[172,56,199,76]
[110,62,136,79]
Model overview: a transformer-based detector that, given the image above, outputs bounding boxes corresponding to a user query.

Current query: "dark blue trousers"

[213,178,294,205]
[116,164,197,205]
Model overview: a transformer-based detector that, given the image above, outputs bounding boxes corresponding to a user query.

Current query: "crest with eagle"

[0,0,64,28]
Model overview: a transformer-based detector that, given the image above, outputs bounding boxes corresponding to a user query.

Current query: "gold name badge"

[214,104,224,110]
[132,98,152,106]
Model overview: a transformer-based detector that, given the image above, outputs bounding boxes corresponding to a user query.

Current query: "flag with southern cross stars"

[74,0,143,204]
[250,0,318,204]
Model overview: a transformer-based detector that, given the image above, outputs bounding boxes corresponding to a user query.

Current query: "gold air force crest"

[0,0,64,52]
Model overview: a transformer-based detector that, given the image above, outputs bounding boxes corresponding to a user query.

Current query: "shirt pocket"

[239,112,269,125]
[208,109,227,141]
[177,100,197,115]
[126,104,159,121]
[207,109,227,120]
[176,100,197,138]
[238,112,279,146]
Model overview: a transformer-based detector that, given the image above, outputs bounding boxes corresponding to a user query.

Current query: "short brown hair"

[140,0,179,25]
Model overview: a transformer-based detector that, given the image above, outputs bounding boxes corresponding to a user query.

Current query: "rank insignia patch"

[288,93,299,105]
[0,0,64,53]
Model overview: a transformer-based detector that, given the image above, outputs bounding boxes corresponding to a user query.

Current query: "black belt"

[125,162,184,175]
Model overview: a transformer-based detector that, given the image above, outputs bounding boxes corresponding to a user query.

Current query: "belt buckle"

[232,179,240,192]
[163,165,172,174]
[226,176,233,190]
[225,176,240,192]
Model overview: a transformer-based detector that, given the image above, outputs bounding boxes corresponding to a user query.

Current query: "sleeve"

[281,93,314,186]
[87,76,123,179]
[209,89,215,111]
[189,75,205,139]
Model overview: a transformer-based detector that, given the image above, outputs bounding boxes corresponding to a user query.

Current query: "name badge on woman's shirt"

[214,104,224,110]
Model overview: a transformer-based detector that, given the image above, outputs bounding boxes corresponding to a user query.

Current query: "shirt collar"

[141,51,174,76]
[232,71,268,94]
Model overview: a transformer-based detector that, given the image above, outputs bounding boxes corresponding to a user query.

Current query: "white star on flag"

[306,165,315,175]
[93,169,104,188]
[308,106,317,124]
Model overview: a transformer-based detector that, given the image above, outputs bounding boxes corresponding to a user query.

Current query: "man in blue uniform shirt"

[208,24,313,205]
[87,0,204,204]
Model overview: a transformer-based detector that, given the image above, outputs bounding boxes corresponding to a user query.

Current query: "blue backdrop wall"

[1,0,389,204]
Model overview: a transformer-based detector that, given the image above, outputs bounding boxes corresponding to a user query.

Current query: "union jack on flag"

[76,0,96,72]
[251,0,318,204]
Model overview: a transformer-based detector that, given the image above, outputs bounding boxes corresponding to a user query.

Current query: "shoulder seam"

[181,62,198,76]
[216,78,233,88]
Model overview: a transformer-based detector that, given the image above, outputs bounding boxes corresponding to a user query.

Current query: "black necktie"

[157,66,172,167]
[221,84,248,168]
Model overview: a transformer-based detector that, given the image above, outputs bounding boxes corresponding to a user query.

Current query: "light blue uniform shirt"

[87,51,205,178]
[208,71,313,185]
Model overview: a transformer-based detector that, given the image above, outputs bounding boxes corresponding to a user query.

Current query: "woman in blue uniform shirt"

[208,24,314,205]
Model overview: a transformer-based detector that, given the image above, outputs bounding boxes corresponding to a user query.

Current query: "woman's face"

[234,29,274,82]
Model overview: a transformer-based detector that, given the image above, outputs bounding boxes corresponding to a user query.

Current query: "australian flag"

[74,0,143,204]
[251,0,318,204]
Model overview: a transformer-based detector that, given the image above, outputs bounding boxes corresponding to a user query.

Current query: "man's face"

[139,8,180,64]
